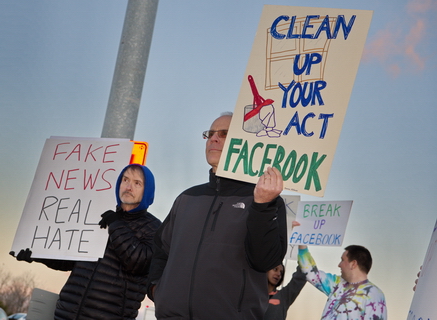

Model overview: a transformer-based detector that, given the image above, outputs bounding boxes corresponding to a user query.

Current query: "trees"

[0,267,35,315]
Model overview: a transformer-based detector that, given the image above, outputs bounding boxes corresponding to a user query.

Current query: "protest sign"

[11,137,135,261]
[281,195,300,260]
[216,5,373,196]
[289,200,352,247]
[408,219,437,320]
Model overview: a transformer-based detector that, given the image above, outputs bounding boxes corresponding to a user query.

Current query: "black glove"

[10,248,34,263]
[98,210,121,229]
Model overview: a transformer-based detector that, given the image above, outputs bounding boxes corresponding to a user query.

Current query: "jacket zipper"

[211,201,223,231]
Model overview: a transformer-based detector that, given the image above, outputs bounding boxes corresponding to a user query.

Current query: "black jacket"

[39,208,161,320]
[147,170,287,320]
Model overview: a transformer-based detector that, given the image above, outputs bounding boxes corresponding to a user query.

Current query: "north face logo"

[232,202,245,209]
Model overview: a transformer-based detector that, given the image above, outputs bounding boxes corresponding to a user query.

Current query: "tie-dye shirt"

[298,247,387,320]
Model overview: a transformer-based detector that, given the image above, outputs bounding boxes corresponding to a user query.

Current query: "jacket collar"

[208,169,253,192]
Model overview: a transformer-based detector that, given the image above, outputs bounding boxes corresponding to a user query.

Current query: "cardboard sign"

[408,219,437,320]
[11,137,134,261]
[216,5,373,196]
[281,195,301,260]
[290,200,352,247]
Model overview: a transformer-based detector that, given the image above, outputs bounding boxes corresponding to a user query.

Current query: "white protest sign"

[11,137,134,261]
[408,219,437,320]
[290,200,352,247]
[281,195,301,260]
[216,5,373,196]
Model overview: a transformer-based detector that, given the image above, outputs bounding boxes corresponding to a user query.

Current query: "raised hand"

[254,167,283,203]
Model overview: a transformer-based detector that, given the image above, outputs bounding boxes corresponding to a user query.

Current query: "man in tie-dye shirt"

[298,244,387,320]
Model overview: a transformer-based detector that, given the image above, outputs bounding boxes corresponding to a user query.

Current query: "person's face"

[119,168,144,211]
[267,264,284,288]
[205,115,231,172]
[338,250,353,281]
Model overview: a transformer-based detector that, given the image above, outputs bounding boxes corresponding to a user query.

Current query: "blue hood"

[115,164,155,213]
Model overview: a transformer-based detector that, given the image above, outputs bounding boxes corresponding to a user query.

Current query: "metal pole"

[101,0,159,139]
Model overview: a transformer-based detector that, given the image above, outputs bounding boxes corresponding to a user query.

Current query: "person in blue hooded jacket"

[11,164,161,320]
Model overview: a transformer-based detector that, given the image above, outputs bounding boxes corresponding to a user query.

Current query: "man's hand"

[254,167,283,203]
[413,266,422,291]
[292,222,307,250]
[98,210,121,229]
[10,248,33,263]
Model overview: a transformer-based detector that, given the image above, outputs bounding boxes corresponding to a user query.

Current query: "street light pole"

[101,0,159,140]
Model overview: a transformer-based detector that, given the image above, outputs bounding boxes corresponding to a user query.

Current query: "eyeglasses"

[202,130,228,139]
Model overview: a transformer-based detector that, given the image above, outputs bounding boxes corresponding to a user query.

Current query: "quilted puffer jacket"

[39,164,161,320]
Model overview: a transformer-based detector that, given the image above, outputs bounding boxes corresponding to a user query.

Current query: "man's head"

[116,164,155,212]
[338,245,372,281]
[204,112,232,172]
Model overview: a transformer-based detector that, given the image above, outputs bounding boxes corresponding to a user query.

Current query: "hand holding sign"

[254,167,283,203]
[98,210,121,229]
[10,249,33,263]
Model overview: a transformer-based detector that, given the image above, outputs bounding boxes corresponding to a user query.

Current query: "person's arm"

[146,210,174,301]
[280,265,307,308]
[10,249,75,271]
[106,210,161,276]
[245,167,287,272]
[298,246,340,296]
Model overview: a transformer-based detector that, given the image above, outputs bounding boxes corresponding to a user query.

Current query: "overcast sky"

[1,0,436,319]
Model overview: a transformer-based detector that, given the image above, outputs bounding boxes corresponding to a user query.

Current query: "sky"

[0,0,436,319]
